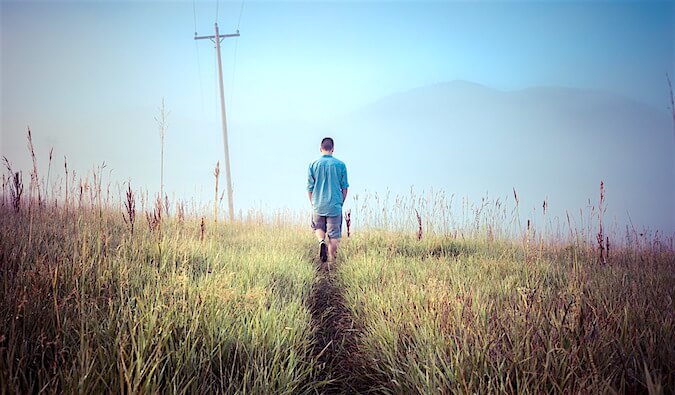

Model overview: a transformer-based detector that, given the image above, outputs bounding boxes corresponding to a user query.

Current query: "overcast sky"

[1,0,673,232]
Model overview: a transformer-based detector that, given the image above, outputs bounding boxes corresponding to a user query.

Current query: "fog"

[2,1,673,235]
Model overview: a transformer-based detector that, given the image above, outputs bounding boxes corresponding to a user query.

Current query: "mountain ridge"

[333,79,674,233]
[377,80,667,110]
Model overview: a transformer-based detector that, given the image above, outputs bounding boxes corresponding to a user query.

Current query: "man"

[307,137,349,263]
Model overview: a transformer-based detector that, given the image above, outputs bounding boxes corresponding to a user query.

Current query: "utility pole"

[195,23,239,222]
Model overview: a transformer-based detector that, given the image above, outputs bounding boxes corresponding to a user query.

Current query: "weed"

[123,182,136,234]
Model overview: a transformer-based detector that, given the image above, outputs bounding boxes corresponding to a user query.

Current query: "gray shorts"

[311,213,343,239]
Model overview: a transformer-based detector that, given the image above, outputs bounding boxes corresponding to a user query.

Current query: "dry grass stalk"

[1,173,5,208]
[3,158,23,213]
[123,182,136,235]
[78,178,88,210]
[63,156,70,212]
[525,219,531,264]
[200,217,205,241]
[214,161,220,223]
[92,162,106,217]
[104,169,114,209]
[70,170,77,203]
[512,187,522,234]
[26,127,41,209]
[176,200,185,224]
[597,181,608,264]
[140,190,147,214]
[155,98,169,200]
[566,210,575,241]
[345,209,351,237]
[415,209,423,241]
[145,194,162,234]
[45,147,53,205]
[164,194,170,217]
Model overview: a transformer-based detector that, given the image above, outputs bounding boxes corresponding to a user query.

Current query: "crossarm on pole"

[195,33,240,40]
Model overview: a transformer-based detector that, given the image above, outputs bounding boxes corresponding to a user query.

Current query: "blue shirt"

[307,154,349,217]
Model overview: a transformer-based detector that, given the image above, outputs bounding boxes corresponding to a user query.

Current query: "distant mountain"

[333,80,674,233]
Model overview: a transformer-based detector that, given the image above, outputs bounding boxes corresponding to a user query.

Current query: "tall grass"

[1,132,673,394]
[0,205,321,393]
[338,232,674,393]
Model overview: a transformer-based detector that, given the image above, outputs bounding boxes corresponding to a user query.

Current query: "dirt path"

[308,256,381,394]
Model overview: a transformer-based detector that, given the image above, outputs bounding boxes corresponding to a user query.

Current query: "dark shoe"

[320,241,327,263]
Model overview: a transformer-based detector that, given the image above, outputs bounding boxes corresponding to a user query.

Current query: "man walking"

[307,137,349,263]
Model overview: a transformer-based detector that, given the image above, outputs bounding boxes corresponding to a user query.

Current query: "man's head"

[320,137,334,154]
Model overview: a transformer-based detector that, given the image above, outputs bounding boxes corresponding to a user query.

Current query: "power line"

[192,0,198,35]
[193,0,205,112]
[236,0,245,31]
[194,43,205,112]
[229,36,239,113]
[230,0,245,112]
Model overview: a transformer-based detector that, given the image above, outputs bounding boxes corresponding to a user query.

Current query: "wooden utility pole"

[195,23,239,222]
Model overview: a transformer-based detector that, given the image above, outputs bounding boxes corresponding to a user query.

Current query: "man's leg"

[312,214,327,242]
[311,214,328,262]
[315,229,326,242]
[327,238,339,262]
[318,230,328,263]
[326,214,343,262]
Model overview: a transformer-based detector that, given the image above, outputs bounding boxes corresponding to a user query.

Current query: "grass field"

[0,205,323,393]
[1,165,674,393]
[340,232,674,393]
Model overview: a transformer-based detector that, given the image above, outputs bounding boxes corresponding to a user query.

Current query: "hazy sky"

[1,0,673,232]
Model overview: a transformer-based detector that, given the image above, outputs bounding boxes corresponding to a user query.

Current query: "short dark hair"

[321,137,334,151]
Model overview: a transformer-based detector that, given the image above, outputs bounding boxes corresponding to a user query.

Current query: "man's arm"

[340,164,349,204]
[307,163,315,205]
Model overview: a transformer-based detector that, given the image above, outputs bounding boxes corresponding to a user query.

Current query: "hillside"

[334,80,674,233]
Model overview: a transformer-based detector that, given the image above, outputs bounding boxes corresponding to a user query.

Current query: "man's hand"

[342,188,348,203]
[308,191,313,204]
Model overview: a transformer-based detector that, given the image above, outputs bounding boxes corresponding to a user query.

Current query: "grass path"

[307,249,383,394]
